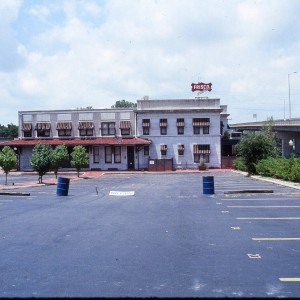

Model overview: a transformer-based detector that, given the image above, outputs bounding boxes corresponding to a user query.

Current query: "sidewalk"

[0,171,104,190]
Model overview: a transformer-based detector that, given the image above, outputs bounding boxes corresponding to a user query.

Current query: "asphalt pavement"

[0,170,300,297]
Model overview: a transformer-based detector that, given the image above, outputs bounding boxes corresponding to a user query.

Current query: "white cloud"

[0,0,300,125]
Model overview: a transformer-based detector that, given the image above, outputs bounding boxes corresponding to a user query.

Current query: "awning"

[177,144,185,150]
[119,120,131,129]
[160,119,167,127]
[192,118,210,126]
[56,122,72,130]
[142,119,150,127]
[22,123,32,131]
[36,123,51,130]
[176,119,185,126]
[160,144,167,150]
[78,121,94,129]
[193,144,210,154]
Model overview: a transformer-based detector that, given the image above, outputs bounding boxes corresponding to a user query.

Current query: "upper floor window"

[22,123,32,138]
[177,118,184,135]
[57,122,72,137]
[193,118,210,135]
[101,122,115,136]
[78,121,94,136]
[160,119,167,135]
[142,119,150,135]
[36,123,51,137]
[119,120,131,136]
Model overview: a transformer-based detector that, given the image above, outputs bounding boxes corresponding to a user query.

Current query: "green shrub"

[256,156,300,182]
[233,157,247,171]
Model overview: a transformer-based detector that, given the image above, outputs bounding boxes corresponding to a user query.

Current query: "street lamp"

[289,139,295,156]
[288,72,297,119]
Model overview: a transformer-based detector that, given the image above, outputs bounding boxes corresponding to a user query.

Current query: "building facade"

[0,98,229,171]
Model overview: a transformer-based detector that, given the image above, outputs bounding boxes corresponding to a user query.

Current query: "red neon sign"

[191,82,212,92]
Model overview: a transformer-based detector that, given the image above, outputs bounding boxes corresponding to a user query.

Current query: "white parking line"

[252,238,300,241]
[228,206,300,208]
[237,217,300,220]
[279,278,300,282]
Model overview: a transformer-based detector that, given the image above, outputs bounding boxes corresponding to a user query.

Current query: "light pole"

[289,139,295,156]
[288,72,297,119]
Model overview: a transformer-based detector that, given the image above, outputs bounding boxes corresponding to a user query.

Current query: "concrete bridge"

[229,118,300,157]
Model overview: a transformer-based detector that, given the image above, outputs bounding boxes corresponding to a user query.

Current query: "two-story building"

[0,97,229,171]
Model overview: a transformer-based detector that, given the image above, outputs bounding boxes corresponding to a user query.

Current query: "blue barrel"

[57,177,70,196]
[203,176,214,194]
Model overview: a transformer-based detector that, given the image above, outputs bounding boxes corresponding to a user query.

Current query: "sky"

[1,0,300,126]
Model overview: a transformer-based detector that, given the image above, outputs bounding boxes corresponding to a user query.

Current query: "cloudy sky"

[1,0,300,126]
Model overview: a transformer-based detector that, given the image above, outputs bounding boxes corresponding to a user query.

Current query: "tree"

[0,146,18,185]
[235,125,279,175]
[111,99,137,108]
[0,123,18,139]
[30,143,53,183]
[70,145,89,177]
[51,144,69,179]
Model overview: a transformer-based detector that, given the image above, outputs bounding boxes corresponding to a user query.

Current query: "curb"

[0,191,30,196]
[224,189,274,194]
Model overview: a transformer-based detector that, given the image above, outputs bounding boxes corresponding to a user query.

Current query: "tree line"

[0,143,89,185]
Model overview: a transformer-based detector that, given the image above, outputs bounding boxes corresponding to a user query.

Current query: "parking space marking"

[236,217,300,220]
[222,199,300,201]
[252,238,300,241]
[237,217,300,220]
[228,206,300,208]
[247,254,261,259]
[279,278,300,282]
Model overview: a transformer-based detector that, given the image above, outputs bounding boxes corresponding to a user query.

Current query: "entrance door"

[127,146,135,170]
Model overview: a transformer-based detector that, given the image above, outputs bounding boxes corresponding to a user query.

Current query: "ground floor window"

[193,144,210,163]
[105,146,121,163]
[93,146,100,163]
[144,146,149,156]
[194,154,210,163]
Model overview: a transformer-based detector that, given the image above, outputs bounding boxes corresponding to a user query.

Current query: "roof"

[0,137,152,147]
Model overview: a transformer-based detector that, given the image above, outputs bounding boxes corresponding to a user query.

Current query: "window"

[144,145,149,156]
[78,122,94,136]
[160,144,167,155]
[36,123,51,137]
[178,144,185,156]
[160,119,167,135]
[193,118,210,135]
[193,144,210,163]
[22,123,32,138]
[203,126,210,134]
[101,122,116,136]
[105,146,112,163]
[114,146,121,163]
[105,146,121,163]
[57,122,72,137]
[93,146,100,163]
[142,119,150,135]
[177,118,184,135]
[120,121,131,136]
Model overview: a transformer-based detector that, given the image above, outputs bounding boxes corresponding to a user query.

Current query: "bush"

[233,157,247,171]
[256,156,300,182]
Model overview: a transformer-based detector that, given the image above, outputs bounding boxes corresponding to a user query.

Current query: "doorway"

[127,146,135,170]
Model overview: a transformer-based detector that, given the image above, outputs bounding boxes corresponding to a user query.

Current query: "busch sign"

[191,82,212,92]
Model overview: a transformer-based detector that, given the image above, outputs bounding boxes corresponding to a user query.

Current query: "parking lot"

[0,171,300,297]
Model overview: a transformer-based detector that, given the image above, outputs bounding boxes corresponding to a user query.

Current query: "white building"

[0,98,229,171]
